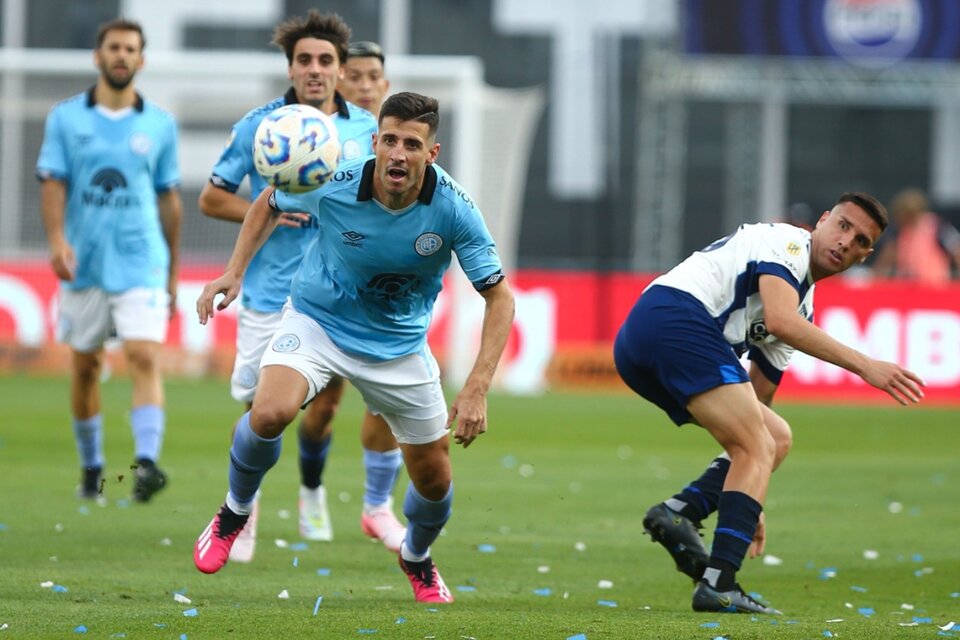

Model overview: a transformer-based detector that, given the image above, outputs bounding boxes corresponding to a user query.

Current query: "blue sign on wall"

[683,0,960,65]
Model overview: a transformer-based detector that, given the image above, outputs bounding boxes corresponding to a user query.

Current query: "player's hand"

[748,512,766,559]
[167,284,178,320]
[446,386,488,448]
[49,241,76,281]
[861,359,925,405]
[196,272,241,325]
[276,212,311,228]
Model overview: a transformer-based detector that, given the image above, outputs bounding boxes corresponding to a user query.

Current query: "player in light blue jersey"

[36,19,182,505]
[198,11,405,562]
[614,193,925,614]
[194,92,515,604]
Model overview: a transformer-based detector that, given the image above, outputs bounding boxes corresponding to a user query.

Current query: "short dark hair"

[347,41,385,65]
[379,92,440,138]
[96,18,145,50]
[272,10,350,65]
[836,192,888,231]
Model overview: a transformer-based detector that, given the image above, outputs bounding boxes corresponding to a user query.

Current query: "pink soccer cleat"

[398,554,454,603]
[361,498,406,552]
[194,504,249,574]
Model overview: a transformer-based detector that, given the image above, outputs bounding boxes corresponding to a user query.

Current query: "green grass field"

[0,374,957,639]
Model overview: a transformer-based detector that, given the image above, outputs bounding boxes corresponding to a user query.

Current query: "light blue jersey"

[272,157,505,360]
[210,89,377,313]
[36,88,180,293]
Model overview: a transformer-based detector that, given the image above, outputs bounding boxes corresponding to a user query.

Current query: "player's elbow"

[762,312,796,342]
[198,184,223,218]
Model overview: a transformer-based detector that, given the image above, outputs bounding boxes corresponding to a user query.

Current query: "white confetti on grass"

[888,501,903,514]
[574,542,586,552]
[763,554,783,566]
[274,539,289,548]
[863,549,879,560]
[277,590,289,599]
[174,594,191,604]
[597,580,613,589]
[940,622,957,631]
[901,603,915,610]
[40,581,54,588]
[537,565,550,574]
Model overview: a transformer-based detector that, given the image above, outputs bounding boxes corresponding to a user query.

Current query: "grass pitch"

[0,374,957,639]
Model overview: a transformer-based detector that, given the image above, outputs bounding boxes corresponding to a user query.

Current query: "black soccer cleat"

[642,503,709,582]
[76,466,103,500]
[132,459,168,503]
[692,580,782,615]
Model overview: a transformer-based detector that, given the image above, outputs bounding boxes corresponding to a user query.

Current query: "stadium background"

[1,0,958,402]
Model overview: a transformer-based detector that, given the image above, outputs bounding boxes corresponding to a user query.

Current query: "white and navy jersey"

[650,222,816,379]
[272,157,504,360]
[209,89,377,313]
[36,87,180,293]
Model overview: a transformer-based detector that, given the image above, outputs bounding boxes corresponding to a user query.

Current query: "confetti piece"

[941,622,957,631]
[567,635,587,640]
[154,624,166,629]
[182,608,198,617]
[900,622,919,627]
[275,539,289,548]
[277,509,291,520]
[597,600,618,608]
[0,524,7,531]
[762,554,783,566]
[825,619,844,623]
[501,455,518,469]
[477,544,496,553]
[160,538,172,546]
[912,553,924,562]
[278,590,289,599]
[78,506,89,515]
[312,596,322,616]
[701,622,720,628]
[40,581,54,588]
[888,501,903,513]
[293,557,299,568]
[901,603,915,610]
[913,617,933,624]
[395,617,405,624]
[823,632,834,638]
[850,585,868,593]
[598,580,613,589]
[819,567,837,580]
[317,568,331,576]
[537,565,550,573]
[574,542,586,552]
[0,623,8,631]
[858,607,875,617]
[533,588,552,596]
[180,635,187,640]
[456,585,476,592]
[52,585,68,593]
[518,464,535,477]
[357,629,377,634]
[863,549,879,560]
[55,523,65,532]
[74,625,87,634]
[290,542,308,551]
[952,593,960,598]
[174,594,191,604]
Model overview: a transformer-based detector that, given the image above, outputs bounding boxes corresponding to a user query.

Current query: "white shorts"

[57,287,169,353]
[231,306,283,403]
[259,303,448,445]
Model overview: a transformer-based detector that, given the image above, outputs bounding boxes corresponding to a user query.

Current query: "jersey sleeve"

[270,187,322,216]
[36,106,69,182]
[209,122,256,193]
[753,228,807,292]
[154,116,181,193]
[453,202,504,290]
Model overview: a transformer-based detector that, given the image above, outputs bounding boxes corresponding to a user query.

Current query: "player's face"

[289,38,342,114]
[809,201,881,280]
[94,29,144,91]
[339,57,389,116]
[372,116,440,209]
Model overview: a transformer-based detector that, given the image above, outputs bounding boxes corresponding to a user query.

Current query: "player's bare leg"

[297,377,343,541]
[71,349,106,501]
[360,411,405,551]
[395,437,454,603]
[124,339,168,502]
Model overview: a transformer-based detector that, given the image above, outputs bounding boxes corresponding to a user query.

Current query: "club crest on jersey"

[272,333,300,353]
[341,139,362,160]
[415,233,443,256]
[786,241,801,256]
[129,132,152,156]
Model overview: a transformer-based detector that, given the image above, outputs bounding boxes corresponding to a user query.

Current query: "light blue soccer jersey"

[273,157,504,360]
[209,89,377,313]
[35,88,180,292]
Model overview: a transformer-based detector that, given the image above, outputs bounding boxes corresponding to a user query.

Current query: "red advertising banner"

[1,261,957,404]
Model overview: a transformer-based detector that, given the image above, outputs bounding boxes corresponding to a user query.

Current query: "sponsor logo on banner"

[824,0,922,66]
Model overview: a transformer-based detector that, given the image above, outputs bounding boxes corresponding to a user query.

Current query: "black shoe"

[76,466,103,500]
[132,459,167,503]
[692,580,782,614]
[643,503,709,582]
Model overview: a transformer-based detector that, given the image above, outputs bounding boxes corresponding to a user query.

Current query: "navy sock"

[667,456,730,523]
[706,491,762,590]
[299,430,332,490]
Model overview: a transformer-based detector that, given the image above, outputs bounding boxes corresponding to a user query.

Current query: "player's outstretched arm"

[158,189,183,319]
[448,279,515,448]
[759,275,924,405]
[39,179,75,281]
[196,188,281,324]
[199,182,310,228]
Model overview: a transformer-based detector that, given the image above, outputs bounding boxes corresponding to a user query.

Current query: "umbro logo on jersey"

[342,231,365,247]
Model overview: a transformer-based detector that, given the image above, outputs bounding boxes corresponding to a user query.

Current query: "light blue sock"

[130,404,164,462]
[229,412,282,507]
[72,414,104,469]
[402,482,453,557]
[363,448,402,507]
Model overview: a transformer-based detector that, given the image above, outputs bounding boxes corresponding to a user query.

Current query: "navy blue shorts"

[613,285,749,425]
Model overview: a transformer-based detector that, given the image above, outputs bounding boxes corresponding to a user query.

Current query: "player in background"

[194,92,515,603]
[198,11,405,562]
[339,40,390,118]
[36,19,182,504]
[614,193,924,614]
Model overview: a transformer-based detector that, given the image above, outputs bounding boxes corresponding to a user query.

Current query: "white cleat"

[361,497,406,552]
[228,492,259,563]
[299,485,333,541]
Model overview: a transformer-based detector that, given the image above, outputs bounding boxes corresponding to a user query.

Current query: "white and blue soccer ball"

[253,104,341,193]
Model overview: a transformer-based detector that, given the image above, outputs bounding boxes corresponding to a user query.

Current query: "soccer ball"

[253,104,341,193]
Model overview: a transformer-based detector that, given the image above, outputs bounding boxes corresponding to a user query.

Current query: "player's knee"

[772,422,793,468]
[250,401,298,437]
[303,401,337,431]
[124,345,158,375]
[73,353,103,386]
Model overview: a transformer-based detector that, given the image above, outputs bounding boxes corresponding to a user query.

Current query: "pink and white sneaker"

[228,492,259,563]
[361,498,406,552]
[194,504,248,574]
[398,554,454,603]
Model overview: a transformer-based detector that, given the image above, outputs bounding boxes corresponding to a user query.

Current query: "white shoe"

[228,492,259,563]
[360,497,406,552]
[299,485,333,541]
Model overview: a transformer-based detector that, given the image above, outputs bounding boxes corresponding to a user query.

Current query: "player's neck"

[95,78,138,110]
[299,94,337,116]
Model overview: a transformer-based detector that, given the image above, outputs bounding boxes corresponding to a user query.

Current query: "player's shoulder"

[344,101,377,125]
[47,92,87,116]
[430,164,479,213]
[140,98,177,125]
[238,96,287,131]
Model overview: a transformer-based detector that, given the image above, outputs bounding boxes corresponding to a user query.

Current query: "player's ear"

[426,142,440,165]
